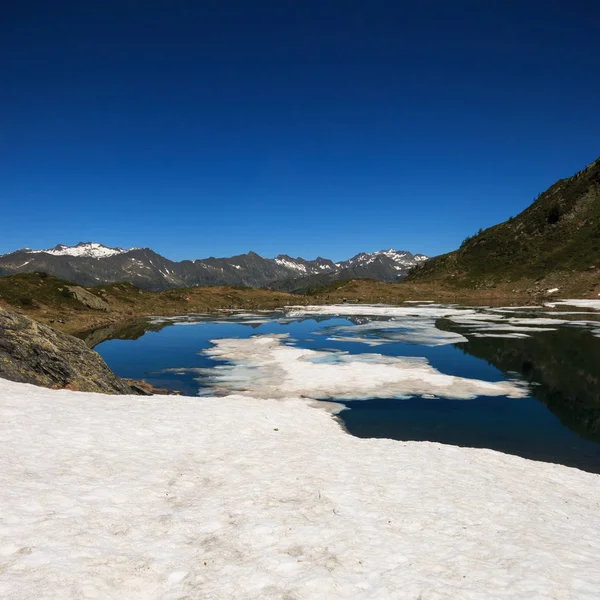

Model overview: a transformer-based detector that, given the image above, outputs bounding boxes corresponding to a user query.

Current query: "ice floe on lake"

[545,299,600,310]
[324,319,468,346]
[286,304,474,319]
[150,312,279,327]
[285,303,600,342]
[199,334,528,401]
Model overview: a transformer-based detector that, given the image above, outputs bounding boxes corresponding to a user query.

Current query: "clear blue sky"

[1,1,599,261]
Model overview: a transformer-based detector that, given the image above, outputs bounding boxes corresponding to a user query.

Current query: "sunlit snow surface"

[1,378,599,599]
[200,334,527,400]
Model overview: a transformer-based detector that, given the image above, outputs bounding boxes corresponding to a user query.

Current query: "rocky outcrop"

[66,286,111,311]
[0,308,145,394]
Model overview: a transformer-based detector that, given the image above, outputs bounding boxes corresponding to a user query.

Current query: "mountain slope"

[0,243,427,291]
[407,156,600,286]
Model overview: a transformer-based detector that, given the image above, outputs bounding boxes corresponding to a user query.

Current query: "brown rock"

[0,308,146,394]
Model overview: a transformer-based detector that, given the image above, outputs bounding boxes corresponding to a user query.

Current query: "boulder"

[66,286,111,311]
[0,308,146,394]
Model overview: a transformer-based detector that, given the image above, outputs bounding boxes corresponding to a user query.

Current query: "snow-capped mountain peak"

[343,248,426,268]
[274,255,308,274]
[28,242,136,259]
[273,255,337,275]
[0,243,427,290]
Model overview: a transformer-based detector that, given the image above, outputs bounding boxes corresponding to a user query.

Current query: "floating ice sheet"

[286,304,475,319]
[287,304,575,342]
[545,299,600,310]
[199,334,528,401]
[323,319,468,347]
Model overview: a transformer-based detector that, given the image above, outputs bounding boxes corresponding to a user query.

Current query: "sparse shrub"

[547,204,561,225]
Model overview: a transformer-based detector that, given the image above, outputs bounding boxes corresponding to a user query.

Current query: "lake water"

[87,303,600,474]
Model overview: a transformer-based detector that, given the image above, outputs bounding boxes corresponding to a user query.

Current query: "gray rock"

[0,308,145,394]
[66,286,111,311]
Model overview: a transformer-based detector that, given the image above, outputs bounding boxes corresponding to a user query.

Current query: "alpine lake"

[80,302,600,475]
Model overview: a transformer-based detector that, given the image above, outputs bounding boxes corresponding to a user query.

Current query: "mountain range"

[0,243,427,291]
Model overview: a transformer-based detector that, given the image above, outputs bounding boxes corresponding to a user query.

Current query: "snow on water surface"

[200,334,527,400]
[324,319,468,346]
[287,304,473,319]
[546,299,600,310]
[290,304,600,340]
[0,378,599,599]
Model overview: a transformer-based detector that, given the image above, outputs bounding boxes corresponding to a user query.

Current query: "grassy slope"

[0,272,548,336]
[0,273,298,334]
[407,156,600,290]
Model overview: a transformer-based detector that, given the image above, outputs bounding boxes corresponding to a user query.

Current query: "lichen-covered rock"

[66,286,111,311]
[0,308,145,394]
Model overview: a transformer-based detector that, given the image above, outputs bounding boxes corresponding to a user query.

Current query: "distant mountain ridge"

[0,243,427,291]
[407,155,600,288]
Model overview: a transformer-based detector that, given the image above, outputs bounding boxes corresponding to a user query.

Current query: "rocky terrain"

[0,307,146,394]
[0,243,427,291]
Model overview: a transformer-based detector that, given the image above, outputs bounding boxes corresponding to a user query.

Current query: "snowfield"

[1,378,600,599]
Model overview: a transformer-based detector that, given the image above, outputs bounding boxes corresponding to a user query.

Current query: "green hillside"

[408,156,600,287]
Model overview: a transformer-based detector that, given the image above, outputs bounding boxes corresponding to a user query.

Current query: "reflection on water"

[89,307,600,473]
[442,323,600,443]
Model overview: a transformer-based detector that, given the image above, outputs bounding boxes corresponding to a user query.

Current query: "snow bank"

[200,334,527,400]
[0,378,599,599]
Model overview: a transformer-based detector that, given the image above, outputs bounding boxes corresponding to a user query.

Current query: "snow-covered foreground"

[1,379,600,599]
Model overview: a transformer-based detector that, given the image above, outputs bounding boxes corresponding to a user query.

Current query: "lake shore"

[0,273,559,337]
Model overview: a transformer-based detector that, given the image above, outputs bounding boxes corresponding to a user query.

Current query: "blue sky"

[1,1,599,261]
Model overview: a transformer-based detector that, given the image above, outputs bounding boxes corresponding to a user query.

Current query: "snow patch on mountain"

[274,257,308,273]
[28,242,136,259]
[341,248,428,268]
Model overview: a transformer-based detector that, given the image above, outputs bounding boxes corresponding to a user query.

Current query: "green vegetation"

[0,272,297,334]
[0,273,88,309]
[407,156,600,287]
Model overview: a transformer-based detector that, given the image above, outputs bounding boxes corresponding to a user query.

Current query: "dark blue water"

[91,313,600,473]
